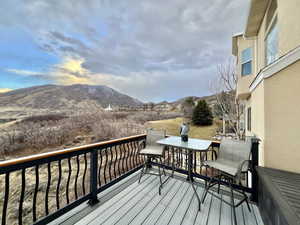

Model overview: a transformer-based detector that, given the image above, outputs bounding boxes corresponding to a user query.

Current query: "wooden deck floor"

[51,171,264,225]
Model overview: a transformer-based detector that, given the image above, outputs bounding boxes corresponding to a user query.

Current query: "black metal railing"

[0,134,146,225]
[0,134,259,225]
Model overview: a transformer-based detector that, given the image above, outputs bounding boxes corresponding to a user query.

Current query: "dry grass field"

[147,117,218,140]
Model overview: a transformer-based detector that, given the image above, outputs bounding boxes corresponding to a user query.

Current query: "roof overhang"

[232,33,243,56]
[244,0,269,37]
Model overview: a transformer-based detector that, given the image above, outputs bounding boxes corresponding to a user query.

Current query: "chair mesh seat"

[203,159,240,176]
[203,139,252,177]
[139,145,164,156]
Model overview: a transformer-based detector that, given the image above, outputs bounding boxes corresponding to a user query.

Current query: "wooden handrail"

[0,134,220,168]
[0,134,147,168]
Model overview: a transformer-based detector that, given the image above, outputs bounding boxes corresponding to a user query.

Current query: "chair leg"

[229,183,238,225]
[139,162,146,184]
[201,176,214,203]
[217,175,221,194]
[243,190,251,212]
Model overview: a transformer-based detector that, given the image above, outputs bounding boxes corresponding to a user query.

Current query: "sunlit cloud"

[0,88,12,93]
[51,57,93,85]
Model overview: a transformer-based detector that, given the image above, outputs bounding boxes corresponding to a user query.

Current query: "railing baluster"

[132,141,137,167]
[82,153,87,195]
[121,144,125,173]
[33,165,39,222]
[2,173,10,225]
[113,146,117,179]
[194,151,197,173]
[19,168,26,225]
[74,155,80,199]
[165,147,169,166]
[130,142,135,168]
[135,140,139,165]
[66,158,72,204]
[117,145,122,175]
[45,162,51,215]
[127,143,132,170]
[137,141,141,165]
[56,160,62,210]
[98,149,103,187]
[103,148,108,184]
[125,144,129,171]
[108,147,113,181]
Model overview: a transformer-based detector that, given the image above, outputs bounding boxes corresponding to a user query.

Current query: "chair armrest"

[236,160,250,183]
[202,146,218,161]
[138,140,146,151]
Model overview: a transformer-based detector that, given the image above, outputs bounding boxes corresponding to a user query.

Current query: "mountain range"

[0,84,217,119]
[0,84,142,110]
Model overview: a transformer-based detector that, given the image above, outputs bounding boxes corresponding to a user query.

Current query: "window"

[241,48,252,76]
[247,107,251,132]
[265,17,278,65]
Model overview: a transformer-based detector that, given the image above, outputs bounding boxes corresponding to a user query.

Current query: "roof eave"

[232,33,243,56]
[244,0,269,38]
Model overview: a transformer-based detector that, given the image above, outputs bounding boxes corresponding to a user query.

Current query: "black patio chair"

[138,129,166,186]
[201,138,253,225]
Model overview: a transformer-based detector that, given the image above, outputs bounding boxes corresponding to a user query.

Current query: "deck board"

[138,178,184,225]
[127,178,177,225]
[194,192,213,225]
[180,186,201,225]
[75,175,155,225]
[167,182,196,225]
[220,195,233,225]
[154,182,190,225]
[53,170,264,225]
[207,193,222,225]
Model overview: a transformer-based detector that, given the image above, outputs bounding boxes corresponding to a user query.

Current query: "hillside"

[0,84,142,118]
[151,94,217,112]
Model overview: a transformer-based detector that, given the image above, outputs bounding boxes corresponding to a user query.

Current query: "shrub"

[192,100,213,126]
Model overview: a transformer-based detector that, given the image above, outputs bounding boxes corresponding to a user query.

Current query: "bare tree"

[211,59,243,139]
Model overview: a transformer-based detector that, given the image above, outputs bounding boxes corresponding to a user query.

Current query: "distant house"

[232,0,300,173]
[104,104,113,111]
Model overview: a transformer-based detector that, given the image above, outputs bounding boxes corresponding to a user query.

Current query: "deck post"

[250,138,260,202]
[88,149,100,205]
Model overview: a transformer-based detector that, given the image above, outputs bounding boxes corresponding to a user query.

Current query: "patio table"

[157,136,212,211]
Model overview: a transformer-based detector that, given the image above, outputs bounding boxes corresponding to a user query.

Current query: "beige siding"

[255,10,267,73]
[264,60,300,173]
[277,0,300,56]
[248,83,265,167]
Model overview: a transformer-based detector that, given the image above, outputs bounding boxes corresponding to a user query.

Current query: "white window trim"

[249,45,300,92]
[241,48,253,76]
[265,14,279,66]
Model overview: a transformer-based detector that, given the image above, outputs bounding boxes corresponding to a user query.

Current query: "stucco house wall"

[264,60,300,173]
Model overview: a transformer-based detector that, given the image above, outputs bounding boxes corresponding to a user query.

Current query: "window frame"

[247,107,251,132]
[241,47,253,76]
[265,9,278,66]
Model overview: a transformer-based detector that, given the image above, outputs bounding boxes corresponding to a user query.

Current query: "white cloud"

[0,0,250,101]
[6,69,43,76]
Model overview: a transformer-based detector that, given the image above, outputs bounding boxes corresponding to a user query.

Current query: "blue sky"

[0,0,249,102]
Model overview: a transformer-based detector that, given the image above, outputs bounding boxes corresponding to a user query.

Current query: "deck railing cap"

[0,133,146,168]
